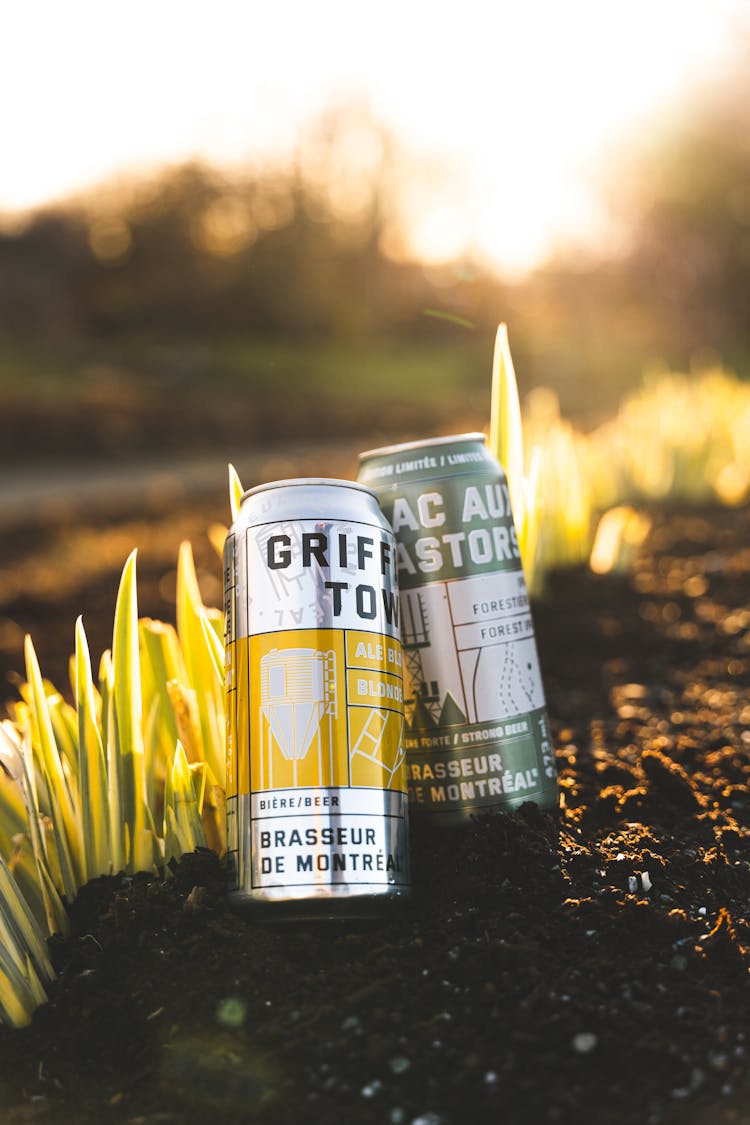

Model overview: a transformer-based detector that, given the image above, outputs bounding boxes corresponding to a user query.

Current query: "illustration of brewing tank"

[401,591,441,724]
[260,648,337,787]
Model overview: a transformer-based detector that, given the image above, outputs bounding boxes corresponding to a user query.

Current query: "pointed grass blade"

[13,725,69,935]
[23,637,81,899]
[163,742,207,866]
[140,618,186,816]
[75,617,112,880]
[99,650,126,875]
[111,551,152,874]
[176,543,226,788]
[519,445,543,596]
[228,463,244,523]
[489,323,525,529]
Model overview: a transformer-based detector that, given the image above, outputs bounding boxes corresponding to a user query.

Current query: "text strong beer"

[358,435,557,823]
[224,478,410,912]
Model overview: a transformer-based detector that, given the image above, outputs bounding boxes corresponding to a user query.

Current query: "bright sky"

[0,1,744,274]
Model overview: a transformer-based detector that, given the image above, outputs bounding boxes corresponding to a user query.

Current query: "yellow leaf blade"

[228,463,244,523]
[489,322,525,528]
[23,637,81,899]
[111,551,149,873]
[75,617,112,880]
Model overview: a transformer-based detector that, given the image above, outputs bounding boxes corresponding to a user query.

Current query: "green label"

[359,438,558,816]
[361,471,520,591]
[404,706,556,814]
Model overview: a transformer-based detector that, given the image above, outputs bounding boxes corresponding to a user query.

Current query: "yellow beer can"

[224,478,410,914]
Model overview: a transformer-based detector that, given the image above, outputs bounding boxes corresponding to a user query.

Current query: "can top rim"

[240,477,376,503]
[358,432,487,461]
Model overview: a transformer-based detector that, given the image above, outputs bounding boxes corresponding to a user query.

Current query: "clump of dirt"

[1,502,749,1125]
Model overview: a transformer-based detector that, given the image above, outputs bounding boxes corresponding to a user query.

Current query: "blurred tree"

[0,211,88,338]
[0,105,504,348]
[607,48,750,366]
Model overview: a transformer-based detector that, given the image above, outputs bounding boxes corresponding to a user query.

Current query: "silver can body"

[224,478,410,911]
[358,435,558,824]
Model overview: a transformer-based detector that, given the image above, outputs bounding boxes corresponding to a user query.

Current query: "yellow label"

[349,706,405,790]
[236,628,406,795]
[236,637,250,800]
[345,630,403,676]
[346,669,403,712]
[225,638,238,799]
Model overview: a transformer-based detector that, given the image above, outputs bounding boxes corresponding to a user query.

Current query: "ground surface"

[1,496,749,1125]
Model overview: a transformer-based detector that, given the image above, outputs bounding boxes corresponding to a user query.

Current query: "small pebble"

[215,996,247,1029]
[572,1032,598,1054]
[390,1056,411,1076]
[390,1110,406,1125]
[361,1080,383,1099]
[183,884,207,911]
[410,1114,444,1125]
[484,1070,499,1086]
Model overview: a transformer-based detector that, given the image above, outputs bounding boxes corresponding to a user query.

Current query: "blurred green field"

[0,327,658,474]
[0,334,497,467]
[0,334,489,400]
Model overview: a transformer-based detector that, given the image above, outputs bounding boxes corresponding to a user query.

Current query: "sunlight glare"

[0,0,744,274]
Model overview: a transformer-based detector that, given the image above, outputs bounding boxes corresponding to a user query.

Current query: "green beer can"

[357,433,557,823]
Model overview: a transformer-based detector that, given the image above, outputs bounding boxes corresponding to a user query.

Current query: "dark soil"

[1,500,750,1125]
